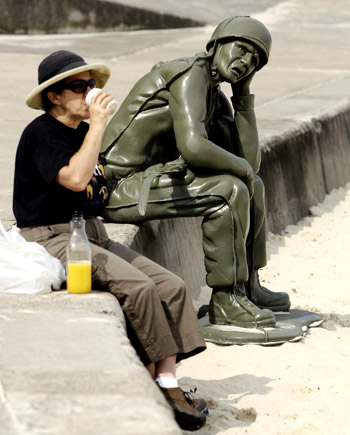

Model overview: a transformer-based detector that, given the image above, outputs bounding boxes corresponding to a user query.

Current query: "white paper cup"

[86,88,117,113]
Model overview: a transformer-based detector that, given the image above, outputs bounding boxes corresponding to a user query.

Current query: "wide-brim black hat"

[26,50,111,110]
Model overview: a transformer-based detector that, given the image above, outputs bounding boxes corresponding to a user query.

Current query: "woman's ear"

[47,91,61,106]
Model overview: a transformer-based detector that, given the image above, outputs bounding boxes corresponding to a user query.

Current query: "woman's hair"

[41,79,65,112]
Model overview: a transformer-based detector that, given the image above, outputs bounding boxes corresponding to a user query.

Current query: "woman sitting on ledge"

[12,49,207,432]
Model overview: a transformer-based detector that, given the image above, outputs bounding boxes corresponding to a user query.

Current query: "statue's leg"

[105,170,250,285]
[245,176,291,311]
[201,176,275,327]
[104,170,275,327]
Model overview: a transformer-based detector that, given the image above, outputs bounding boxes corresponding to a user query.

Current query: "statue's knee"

[215,175,246,200]
[232,179,250,208]
[253,175,265,198]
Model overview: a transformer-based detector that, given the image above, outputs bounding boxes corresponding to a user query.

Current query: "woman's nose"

[84,87,92,98]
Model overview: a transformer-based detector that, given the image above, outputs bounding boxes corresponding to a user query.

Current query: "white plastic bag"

[0,221,66,294]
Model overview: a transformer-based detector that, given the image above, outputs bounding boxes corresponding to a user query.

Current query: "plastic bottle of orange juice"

[66,211,92,294]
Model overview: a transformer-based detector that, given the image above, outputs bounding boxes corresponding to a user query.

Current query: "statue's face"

[212,40,260,84]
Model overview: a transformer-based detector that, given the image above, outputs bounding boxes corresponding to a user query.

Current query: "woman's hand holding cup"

[86,88,117,114]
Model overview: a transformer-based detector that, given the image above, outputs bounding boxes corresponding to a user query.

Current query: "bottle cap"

[71,210,84,221]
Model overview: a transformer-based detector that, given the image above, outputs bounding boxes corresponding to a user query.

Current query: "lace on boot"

[183,387,209,414]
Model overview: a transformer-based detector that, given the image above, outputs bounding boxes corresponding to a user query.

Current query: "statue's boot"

[209,284,276,328]
[248,271,291,312]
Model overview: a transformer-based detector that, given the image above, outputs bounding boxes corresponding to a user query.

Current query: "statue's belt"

[138,159,187,216]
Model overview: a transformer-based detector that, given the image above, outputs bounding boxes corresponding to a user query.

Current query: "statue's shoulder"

[150,52,209,85]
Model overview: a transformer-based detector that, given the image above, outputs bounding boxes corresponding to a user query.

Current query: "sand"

[177,183,350,435]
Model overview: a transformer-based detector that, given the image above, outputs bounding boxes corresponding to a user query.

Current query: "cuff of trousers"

[231,94,255,111]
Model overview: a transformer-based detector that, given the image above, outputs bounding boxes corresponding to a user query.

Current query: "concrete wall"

[0,0,202,34]
[260,103,350,234]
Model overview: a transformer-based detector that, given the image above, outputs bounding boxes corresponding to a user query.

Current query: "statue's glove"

[243,160,255,198]
[231,71,256,112]
[231,71,256,96]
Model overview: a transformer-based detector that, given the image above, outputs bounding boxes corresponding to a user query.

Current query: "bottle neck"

[72,210,84,220]
[70,211,85,227]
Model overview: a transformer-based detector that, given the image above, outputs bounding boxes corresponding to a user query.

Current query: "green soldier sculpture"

[101,16,291,329]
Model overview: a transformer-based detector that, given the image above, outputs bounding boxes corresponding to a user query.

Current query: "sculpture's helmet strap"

[206,16,272,71]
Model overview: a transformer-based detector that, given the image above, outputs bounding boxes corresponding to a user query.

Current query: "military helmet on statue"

[206,16,272,70]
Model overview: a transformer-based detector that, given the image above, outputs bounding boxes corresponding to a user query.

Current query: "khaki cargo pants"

[20,218,205,365]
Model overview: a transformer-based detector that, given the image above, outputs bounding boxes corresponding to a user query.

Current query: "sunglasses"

[61,78,96,94]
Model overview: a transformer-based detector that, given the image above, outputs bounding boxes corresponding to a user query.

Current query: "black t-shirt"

[13,113,108,227]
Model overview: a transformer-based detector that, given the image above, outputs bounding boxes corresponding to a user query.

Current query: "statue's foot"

[249,271,291,312]
[209,284,276,328]
[251,285,291,311]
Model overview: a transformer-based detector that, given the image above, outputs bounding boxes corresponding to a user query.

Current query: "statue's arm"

[168,67,253,184]
[232,94,261,174]
[230,71,261,174]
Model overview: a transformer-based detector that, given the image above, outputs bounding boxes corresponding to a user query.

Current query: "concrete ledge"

[0,291,181,435]
[0,0,203,34]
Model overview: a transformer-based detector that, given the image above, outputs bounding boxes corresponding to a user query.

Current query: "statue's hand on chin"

[231,71,256,96]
